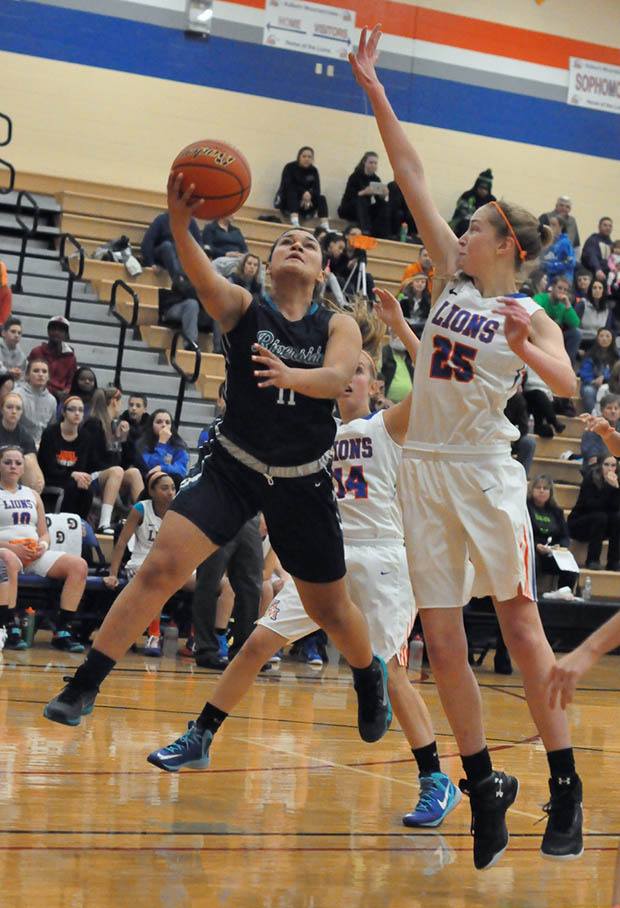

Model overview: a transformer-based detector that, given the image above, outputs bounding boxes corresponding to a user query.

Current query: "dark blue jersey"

[220,295,336,466]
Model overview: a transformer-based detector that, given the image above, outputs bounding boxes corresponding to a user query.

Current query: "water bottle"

[21,607,36,648]
[408,635,424,673]
[399,222,408,243]
[162,624,179,658]
[582,576,592,602]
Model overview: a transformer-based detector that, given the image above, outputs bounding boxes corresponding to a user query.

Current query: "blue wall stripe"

[1,0,618,161]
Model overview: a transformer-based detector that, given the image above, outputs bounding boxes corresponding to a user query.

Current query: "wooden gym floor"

[0,638,618,908]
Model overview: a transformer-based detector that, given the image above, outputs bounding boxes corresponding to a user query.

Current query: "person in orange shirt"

[400,245,435,295]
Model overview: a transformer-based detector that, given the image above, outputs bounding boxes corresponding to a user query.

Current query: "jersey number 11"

[277,388,296,406]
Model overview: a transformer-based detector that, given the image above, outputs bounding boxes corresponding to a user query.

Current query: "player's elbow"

[552,371,578,399]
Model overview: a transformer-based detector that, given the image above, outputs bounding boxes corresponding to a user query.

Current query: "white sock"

[320,219,330,230]
[99,503,113,527]
[289,213,300,227]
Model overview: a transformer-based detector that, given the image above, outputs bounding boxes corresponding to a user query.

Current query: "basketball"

[170,139,251,220]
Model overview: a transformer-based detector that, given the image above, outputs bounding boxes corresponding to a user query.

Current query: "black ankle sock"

[72,648,116,692]
[547,748,576,783]
[196,701,228,735]
[55,608,73,632]
[462,747,493,785]
[412,741,441,776]
[0,605,9,628]
[351,657,379,685]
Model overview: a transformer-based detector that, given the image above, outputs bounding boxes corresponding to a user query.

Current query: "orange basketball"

[170,139,251,220]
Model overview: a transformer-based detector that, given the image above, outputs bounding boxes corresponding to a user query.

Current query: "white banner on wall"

[263,0,354,60]
[567,57,620,116]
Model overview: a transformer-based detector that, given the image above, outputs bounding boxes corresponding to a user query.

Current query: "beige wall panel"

[2,51,618,233]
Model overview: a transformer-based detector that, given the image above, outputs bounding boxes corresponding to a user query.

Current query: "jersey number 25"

[429,335,477,383]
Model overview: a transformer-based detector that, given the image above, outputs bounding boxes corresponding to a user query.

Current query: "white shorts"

[398,453,536,609]
[24,549,66,578]
[257,541,416,666]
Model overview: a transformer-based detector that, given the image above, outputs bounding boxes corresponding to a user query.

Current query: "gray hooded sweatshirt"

[15,382,56,446]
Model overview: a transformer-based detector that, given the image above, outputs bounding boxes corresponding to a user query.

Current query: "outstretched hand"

[348,24,383,90]
[252,344,293,390]
[548,647,597,710]
[374,287,405,332]
[167,172,203,230]
[578,413,616,439]
[493,297,531,357]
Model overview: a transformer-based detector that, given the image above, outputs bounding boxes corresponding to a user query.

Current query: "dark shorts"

[170,442,345,584]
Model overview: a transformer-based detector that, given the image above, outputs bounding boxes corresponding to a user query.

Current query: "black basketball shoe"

[459,771,519,870]
[44,676,98,726]
[541,776,584,860]
[353,655,392,743]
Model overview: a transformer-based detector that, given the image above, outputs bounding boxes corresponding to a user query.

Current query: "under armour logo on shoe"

[495,777,504,798]
[558,777,572,785]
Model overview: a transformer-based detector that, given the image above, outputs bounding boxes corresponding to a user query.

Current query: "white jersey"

[406,279,541,455]
[126,499,161,570]
[333,410,403,543]
[0,484,39,543]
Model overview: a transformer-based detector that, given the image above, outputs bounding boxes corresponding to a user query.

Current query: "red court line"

[226,0,620,68]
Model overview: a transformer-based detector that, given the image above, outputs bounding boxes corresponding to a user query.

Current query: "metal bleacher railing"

[0,112,15,195]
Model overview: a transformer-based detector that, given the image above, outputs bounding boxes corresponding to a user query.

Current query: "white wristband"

[39,540,49,552]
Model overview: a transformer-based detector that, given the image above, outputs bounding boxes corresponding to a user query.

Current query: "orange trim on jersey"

[521,526,534,601]
[235,0,620,69]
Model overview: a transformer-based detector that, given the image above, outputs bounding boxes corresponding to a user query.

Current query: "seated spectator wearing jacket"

[0,317,27,382]
[581,394,620,464]
[80,387,145,528]
[203,217,248,260]
[37,395,96,518]
[578,280,613,349]
[62,366,98,421]
[449,168,495,238]
[520,266,548,299]
[582,216,614,283]
[400,246,436,296]
[607,238,620,305]
[15,358,56,446]
[505,387,536,477]
[136,409,189,488]
[228,253,262,296]
[120,392,149,470]
[523,366,565,438]
[398,272,430,337]
[539,195,580,250]
[142,212,202,285]
[540,215,576,284]
[533,274,581,366]
[527,474,578,591]
[382,331,413,403]
[159,276,213,349]
[580,332,619,414]
[338,152,391,239]
[330,225,376,301]
[0,392,44,492]
[387,180,417,240]
[568,454,620,571]
[573,267,592,314]
[274,147,329,229]
[28,316,77,401]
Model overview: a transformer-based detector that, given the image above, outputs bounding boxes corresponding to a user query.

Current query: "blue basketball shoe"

[403,773,462,827]
[147,721,213,772]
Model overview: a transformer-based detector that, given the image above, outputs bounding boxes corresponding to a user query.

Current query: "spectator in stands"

[533,274,581,366]
[81,387,145,526]
[136,409,189,488]
[0,445,88,653]
[65,366,98,420]
[142,211,201,286]
[0,373,13,407]
[607,238,620,304]
[203,216,248,260]
[505,388,536,477]
[449,169,495,238]
[568,454,620,571]
[539,195,580,250]
[582,217,614,282]
[523,366,565,438]
[573,267,592,315]
[370,372,391,412]
[578,280,613,348]
[274,147,330,229]
[581,394,620,464]
[0,260,12,325]
[329,225,376,300]
[228,253,262,295]
[520,266,548,299]
[15,358,56,446]
[398,273,430,337]
[381,330,413,403]
[527,474,578,592]
[540,215,576,284]
[28,316,77,400]
[159,277,214,349]
[400,246,436,296]
[319,232,347,306]
[579,331,619,413]
[338,152,391,239]
[197,382,226,455]
[120,393,149,470]
[37,396,94,518]
[387,180,417,240]
[0,393,44,493]
[0,317,27,381]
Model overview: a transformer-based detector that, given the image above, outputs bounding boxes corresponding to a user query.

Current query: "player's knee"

[139,550,185,592]
[109,466,123,482]
[2,549,21,576]
[425,633,465,673]
[239,630,277,664]
[500,620,538,660]
[72,557,89,582]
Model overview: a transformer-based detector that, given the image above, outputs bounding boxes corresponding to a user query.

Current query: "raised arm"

[167,173,252,333]
[251,312,362,399]
[374,287,418,444]
[349,26,460,274]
